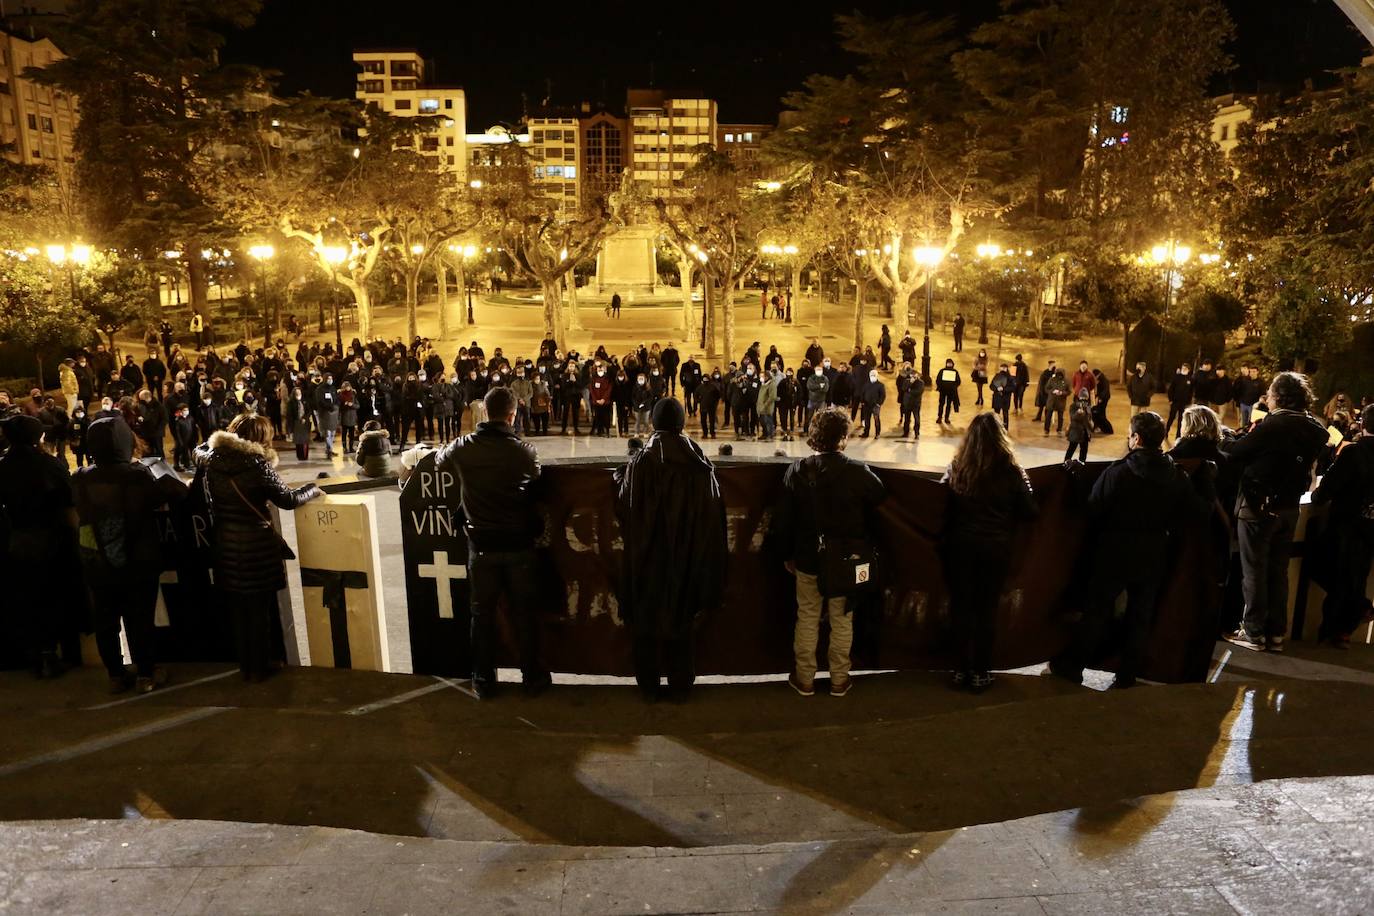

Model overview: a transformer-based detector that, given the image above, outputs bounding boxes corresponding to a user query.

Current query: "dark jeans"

[1064,440,1087,462]
[994,404,1010,428]
[861,404,881,436]
[633,630,694,694]
[226,590,278,679]
[700,405,717,437]
[683,386,697,415]
[901,406,920,436]
[93,579,158,678]
[1238,507,1299,640]
[945,541,1011,673]
[1043,402,1064,433]
[1166,402,1187,437]
[469,546,547,687]
[1320,521,1374,639]
[937,391,956,422]
[1060,564,1163,683]
[1013,385,1026,411]
[592,404,612,435]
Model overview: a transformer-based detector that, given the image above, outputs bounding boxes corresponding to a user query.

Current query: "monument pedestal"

[596,225,659,299]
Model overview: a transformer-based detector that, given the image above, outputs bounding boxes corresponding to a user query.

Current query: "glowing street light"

[975,243,1002,259]
[44,244,67,264]
[912,246,945,382]
[321,246,348,266]
[469,179,483,189]
[69,244,92,266]
[410,243,425,255]
[1149,240,1191,373]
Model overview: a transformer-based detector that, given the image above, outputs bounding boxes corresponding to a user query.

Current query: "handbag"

[229,478,296,560]
[804,458,878,599]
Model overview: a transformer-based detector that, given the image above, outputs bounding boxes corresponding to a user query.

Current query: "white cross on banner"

[417,550,467,619]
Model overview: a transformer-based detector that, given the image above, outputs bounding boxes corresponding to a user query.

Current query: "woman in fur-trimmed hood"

[195,414,321,680]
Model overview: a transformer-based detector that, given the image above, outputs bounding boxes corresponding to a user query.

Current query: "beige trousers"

[793,570,851,686]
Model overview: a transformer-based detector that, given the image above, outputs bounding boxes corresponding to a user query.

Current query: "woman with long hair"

[941,412,1038,691]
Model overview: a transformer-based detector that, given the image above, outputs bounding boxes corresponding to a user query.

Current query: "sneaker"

[788,674,814,697]
[1224,629,1266,652]
[829,679,852,697]
[1266,636,1285,653]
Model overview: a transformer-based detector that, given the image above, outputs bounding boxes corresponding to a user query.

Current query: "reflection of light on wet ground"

[1198,687,1255,788]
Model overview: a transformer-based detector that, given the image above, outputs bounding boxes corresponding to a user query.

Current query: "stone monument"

[594,171,660,299]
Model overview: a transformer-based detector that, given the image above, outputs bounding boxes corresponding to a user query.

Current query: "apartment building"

[527,106,581,212]
[625,89,717,197]
[352,49,466,174]
[0,26,77,182]
[717,122,773,179]
[579,107,628,201]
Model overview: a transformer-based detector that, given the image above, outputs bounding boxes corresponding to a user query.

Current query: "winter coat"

[860,379,886,408]
[287,398,312,445]
[989,370,1014,411]
[806,373,830,407]
[1126,372,1155,407]
[338,389,358,427]
[1222,409,1329,514]
[1167,373,1193,406]
[1067,400,1093,444]
[935,367,961,394]
[897,373,925,410]
[768,452,886,577]
[1086,447,1211,573]
[758,374,779,416]
[355,429,394,478]
[830,372,854,406]
[195,430,320,594]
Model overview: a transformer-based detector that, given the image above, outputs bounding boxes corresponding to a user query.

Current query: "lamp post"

[913,246,945,384]
[322,245,348,353]
[974,243,1002,344]
[1149,241,1191,378]
[693,247,709,350]
[462,245,477,325]
[248,244,275,347]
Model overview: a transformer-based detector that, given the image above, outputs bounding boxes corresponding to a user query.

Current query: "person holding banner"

[198,415,322,682]
[769,407,886,698]
[614,398,727,703]
[434,387,548,699]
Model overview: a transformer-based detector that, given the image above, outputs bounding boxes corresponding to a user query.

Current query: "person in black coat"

[1012,354,1030,414]
[136,389,167,459]
[679,355,703,416]
[896,364,925,438]
[1222,372,1329,652]
[1311,404,1374,646]
[697,370,723,439]
[1166,363,1194,438]
[935,359,961,424]
[171,402,198,471]
[941,413,1037,690]
[196,415,321,681]
[1032,359,1055,422]
[952,313,965,353]
[1051,411,1213,688]
[614,399,727,702]
[989,363,1014,429]
[72,417,187,693]
[859,369,886,438]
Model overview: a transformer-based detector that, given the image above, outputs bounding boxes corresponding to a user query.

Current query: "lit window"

[565,166,576,178]
[1110,105,1128,124]
[419,98,439,113]
[545,165,564,177]
[725,133,733,142]
[41,116,53,132]
[744,132,753,142]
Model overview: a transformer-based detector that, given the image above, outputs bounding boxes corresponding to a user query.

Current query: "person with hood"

[614,399,727,702]
[1065,388,1093,462]
[935,358,961,424]
[1126,362,1155,416]
[38,396,70,465]
[286,387,312,461]
[697,369,723,439]
[1311,404,1374,648]
[434,387,547,699]
[896,362,925,438]
[60,358,80,414]
[769,407,886,697]
[312,372,340,458]
[805,364,830,431]
[355,420,394,478]
[989,362,1014,429]
[0,414,79,677]
[1050,411,1213,688]
[859,368,886,438]
[1042,367,1071,435]
[1222,372,1330,653]
[941,413,1037,691]
[72,417,187,693]
[758,367,780,441]
[197,414,322,681]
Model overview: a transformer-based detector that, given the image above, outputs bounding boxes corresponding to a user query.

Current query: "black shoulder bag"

[804,458,878,599]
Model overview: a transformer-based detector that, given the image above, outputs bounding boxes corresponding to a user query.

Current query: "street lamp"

[913,246,945,384]
[248,244,275,346]
[693,246,710,349]
[322,245,348,352]
[974,242,1003,344]
[1149,240,1191,378]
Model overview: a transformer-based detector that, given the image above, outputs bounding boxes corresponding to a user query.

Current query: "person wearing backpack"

[768,407,886,697]
[1222,372,1330,653]
[72,416,188,693]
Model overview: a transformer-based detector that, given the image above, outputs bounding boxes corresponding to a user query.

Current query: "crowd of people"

[0,318,1371,700]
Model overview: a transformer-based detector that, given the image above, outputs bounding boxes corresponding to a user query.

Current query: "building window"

[1219,124,1230,141]
[445,99,453,110]
[447,155,455,165]
[41,116,53,132]
[445,136,454,146]
[564,148,575,161]
[26,113,37,130]
[532,130,544,143]
[419,98,439,113]
[362,80,384,94]
[32,148,40,158]
[0,81,8,96]
[391,60,417,77]
[360,60,385,74]
[392,79,418,91]
[724,133,733,142]
[394,99,412,110]
[564,166,576,178]
[743,132,753,142]
[421,136,438,151]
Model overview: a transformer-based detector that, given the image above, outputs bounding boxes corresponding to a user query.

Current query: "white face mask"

[637,377,646,385]
[870,372,878,383]
[823,361,831,368]
[815,369,823,376]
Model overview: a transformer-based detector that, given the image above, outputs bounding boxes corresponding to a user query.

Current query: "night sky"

[222,0,1368,127]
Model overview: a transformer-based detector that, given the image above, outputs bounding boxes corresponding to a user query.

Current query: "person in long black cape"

[614,398,727,702]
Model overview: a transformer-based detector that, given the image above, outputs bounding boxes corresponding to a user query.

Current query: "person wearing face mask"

[734,364,761,440]
[805,365,830,430]
[935,358,961,424]
[1166,363,1194,439]
[860,369,886,438]
[287,387,312,460]
[777,368,797,441]
[648,366,665,400]
[607,367,629,436]
[971,349,989,406]
[430,373,455,442]
[589,365,614,436]
[529,367,552,435]
[830,364,855,422]
[989,363,1014,430]
[758,367,780,441]
[896,362,925,438]
[510,367,533,436]
[632,374,656,436]
[192,393,220,439]
[399,373,424,448]
[679,353,703,417]
[561,367,586,435]
[313,373,340,458]
[697,369,723,439]
[136,388,167,459]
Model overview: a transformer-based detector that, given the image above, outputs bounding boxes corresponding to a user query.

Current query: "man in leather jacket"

[434,387,548,698]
